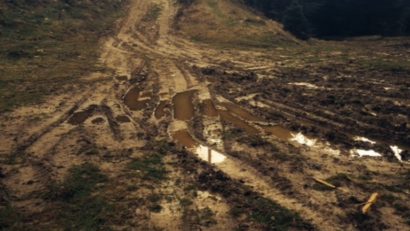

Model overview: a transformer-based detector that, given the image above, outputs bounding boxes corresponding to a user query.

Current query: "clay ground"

[0,0,409,230]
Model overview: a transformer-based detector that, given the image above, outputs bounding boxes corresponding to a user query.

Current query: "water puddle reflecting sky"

[195,145,226,164]
[172,129,227,164]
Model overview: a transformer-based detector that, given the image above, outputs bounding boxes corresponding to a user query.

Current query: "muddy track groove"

[8,92,92,162]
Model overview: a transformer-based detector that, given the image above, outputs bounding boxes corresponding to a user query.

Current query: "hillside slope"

[175,0,297,47]
[0,0,125,112]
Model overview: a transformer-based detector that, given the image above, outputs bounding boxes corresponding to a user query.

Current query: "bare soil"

[0,0,409,230]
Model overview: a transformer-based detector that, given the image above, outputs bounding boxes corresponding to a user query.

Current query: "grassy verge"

[45,163,111,230]
[128,152,167,182]
[0,0,126,112]
[0,205,28,231]
[142,4,162,22]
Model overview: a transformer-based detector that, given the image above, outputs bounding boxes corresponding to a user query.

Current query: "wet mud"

[155,101,168,119]
[116,115,131,123]
[123,87,141,111]
[201,99,218,117]
[173,90,196,121]
[68,105,99,125]
[218,110,259,135]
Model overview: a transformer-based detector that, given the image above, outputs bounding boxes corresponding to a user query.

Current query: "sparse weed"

[44,163,111,230]
[143,4,162,22]
[129,152,167,181]
[0,205,26,231]
[0,1,125,112]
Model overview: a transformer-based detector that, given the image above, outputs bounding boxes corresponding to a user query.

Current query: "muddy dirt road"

[1,0,409,230]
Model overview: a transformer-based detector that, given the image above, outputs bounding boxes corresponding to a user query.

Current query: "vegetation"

[242,0,410,39]
[45,163,111,230]
[143,4,162,22]
[0,0,125,112]
[282,0,311,40]
[0,205,27,231]
[128,152,167,181]
[176,0,294,48]
[230,196,314,230]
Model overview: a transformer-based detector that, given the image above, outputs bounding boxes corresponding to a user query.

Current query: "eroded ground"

[0,0,409,230]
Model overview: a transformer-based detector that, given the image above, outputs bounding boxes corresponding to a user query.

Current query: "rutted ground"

[0,0,409,230]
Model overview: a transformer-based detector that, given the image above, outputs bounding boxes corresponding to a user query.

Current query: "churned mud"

[0,0,409,230]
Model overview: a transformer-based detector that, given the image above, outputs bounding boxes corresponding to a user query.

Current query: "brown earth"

[0,0,409,230]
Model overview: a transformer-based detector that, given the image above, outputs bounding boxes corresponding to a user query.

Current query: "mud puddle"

[115,75,128,81]
[350,137,406,161]
[262,125,293,140]
[218,110,258,135]
[135,99,150,110]
[172,130,196,148]
[124,87,141,110]
[201,99,218,117]
[195,145,226,164]
[218,100,295,139]
[155,101,168,119]
[221,102,263,122]
[116,115,131,123]
[172,90,196,121]
[68,105,98,125]
[172,129,226,164]
[218,103,343,155]
[91,117,105,124]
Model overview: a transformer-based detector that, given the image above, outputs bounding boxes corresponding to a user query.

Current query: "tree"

[282,0,311,40]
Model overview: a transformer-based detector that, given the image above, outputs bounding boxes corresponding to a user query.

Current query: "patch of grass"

[0,205,28,231]
[56,163,107,201]
[148,204,163,213]
[126,185,139,191]
[45,163,111,230]
[177,0,295,49]
[143,4,162,22]
[248,197,313,230]
[223,128,244,140]
[179,198,193,207]
[59,197,112,230]
[148,193,162,203]
[393,203,410,225]
[0,0,126,112]
[197,207,217,227]
[230,205,245,218]
[146,192,164,213]
[347,211,387,231]
[129,152,167,181]
[359,59,410,73]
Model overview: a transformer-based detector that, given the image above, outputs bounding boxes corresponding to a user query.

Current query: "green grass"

[128,152,167,181]
[143,4,162,22]
[393,203,410,225]
[0,205,28,231]
[45,163,111,231]
[359,59,410,73]
[179,198,194,207]
[248,197,313,230]
[0,0,126,112]
[58,163,107,201]
[197,207,217,227]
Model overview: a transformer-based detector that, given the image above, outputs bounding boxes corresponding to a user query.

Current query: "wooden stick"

[362,193,379,214]
[313,177,337,189]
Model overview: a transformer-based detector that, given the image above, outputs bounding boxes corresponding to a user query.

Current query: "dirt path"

[1,0,409,230]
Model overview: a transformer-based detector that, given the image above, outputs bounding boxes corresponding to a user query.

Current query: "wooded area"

[243,0,410,39]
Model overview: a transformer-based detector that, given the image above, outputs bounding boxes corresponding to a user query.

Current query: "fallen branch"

[362,192,379,214]
[313,177,337,189]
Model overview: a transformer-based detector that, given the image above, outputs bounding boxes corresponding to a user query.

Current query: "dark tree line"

[242,0,410,39]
